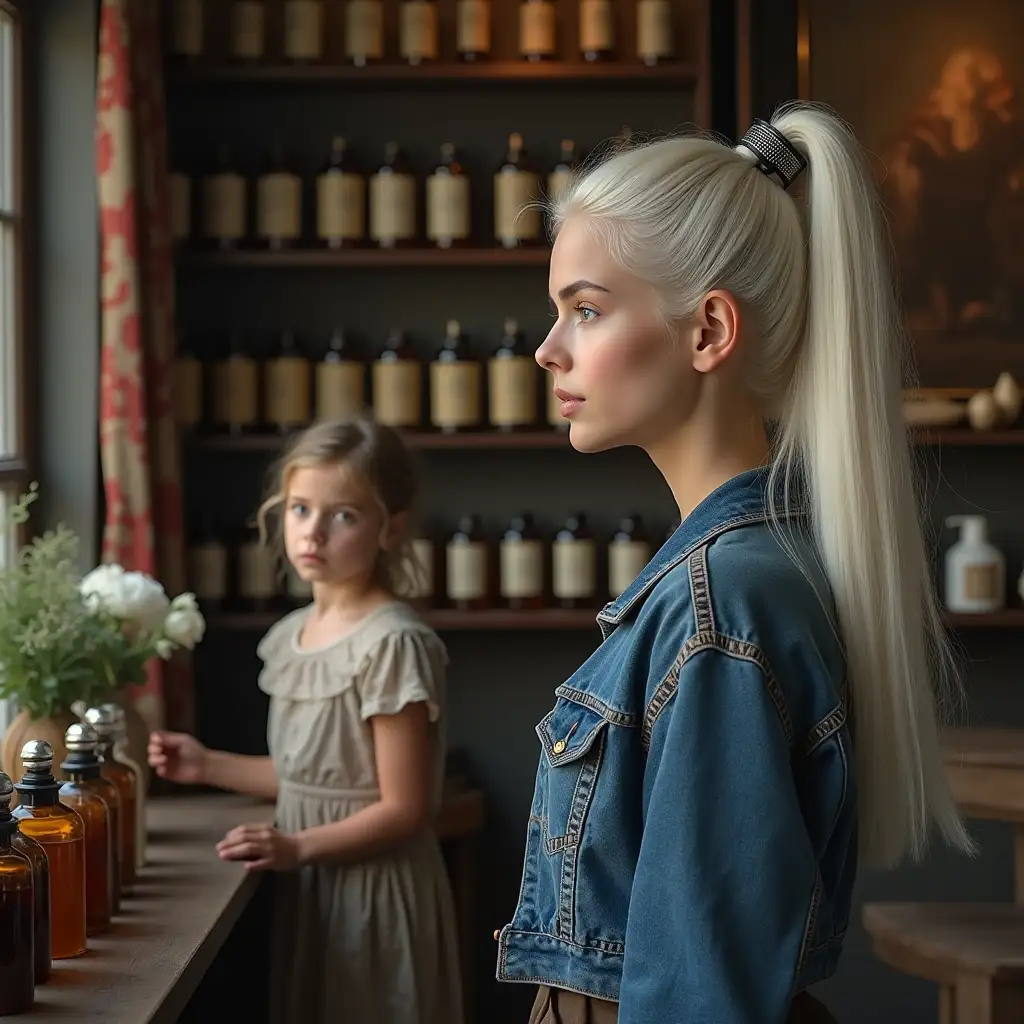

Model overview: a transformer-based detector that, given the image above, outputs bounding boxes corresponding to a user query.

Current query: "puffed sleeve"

[355,627,447,723]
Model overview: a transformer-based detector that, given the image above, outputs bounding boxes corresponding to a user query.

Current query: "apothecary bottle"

[430,320,482,433]
[256,145,303,251]
[9,822,48,985]
[500,513,545,610]
[519,0,556,60]
[456,0,491,60]
[264,329,311,434]
[237,524,279,612]
[200,146,247,250]
[580,0,613,61]
[187,515,229,611]
[173,332,204,432]
[0,772,34,1015]
[446,515,489,611]
[372,329,422,429]
[103,704,147,872]
[637,0,673,65]
[228,0,266,62]
[169,0,205,61]
[316,328,365,420]
[283,0,324,62]
[552,513,598,608]
[400,0,438,66]
[211,330,260,436]
[13,742,86,960]
[489,318,538,430]
[494,133,541,248]
[426,144,471,250]
[547,140,578,207]
[316,137,365,249]
[59,724,115,935]
[370,143,417,249]
[608,514,651,599]
[345,0,384,65]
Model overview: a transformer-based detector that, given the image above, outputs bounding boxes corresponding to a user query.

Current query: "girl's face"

[283,463,396,588]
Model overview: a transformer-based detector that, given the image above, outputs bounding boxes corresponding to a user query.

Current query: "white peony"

[162,592,206,650]
[79,563,170,631]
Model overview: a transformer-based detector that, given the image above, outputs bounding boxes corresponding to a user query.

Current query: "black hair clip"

[737,118,808,191]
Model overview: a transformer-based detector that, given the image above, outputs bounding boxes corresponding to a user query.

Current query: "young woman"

[495,106,973,1023]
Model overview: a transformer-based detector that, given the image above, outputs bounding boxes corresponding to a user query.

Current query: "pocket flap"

[536,698,608,767]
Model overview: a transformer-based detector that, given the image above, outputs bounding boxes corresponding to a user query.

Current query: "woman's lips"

[554,387,584,419]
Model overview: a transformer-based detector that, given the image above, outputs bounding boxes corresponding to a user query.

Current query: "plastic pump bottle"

[944,515,1005,613]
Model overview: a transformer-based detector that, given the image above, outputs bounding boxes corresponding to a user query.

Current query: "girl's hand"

[148,731,208,785]
[216,823,301,872]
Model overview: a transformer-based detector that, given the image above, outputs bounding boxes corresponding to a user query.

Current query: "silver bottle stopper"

[99,703,127,736]
[20,740,54,771]
[83,705,118,738]
[65,722,100,753]
[0,772,13,810]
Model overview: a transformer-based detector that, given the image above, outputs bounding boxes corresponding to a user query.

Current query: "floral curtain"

[96,0,192,734]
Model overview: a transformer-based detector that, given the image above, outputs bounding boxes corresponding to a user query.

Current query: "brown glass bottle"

[82,709,137,897]
[0,772,34,1013]
[370,143,417,250]
[372,329,422,429]
[264,329,311,435]
[580,0,614,61]
[283,0,324,63]
[608,514,651,600]
[316,328,365,421]
[10,825,48,985]
[200,145,247,251]
[500,513,545,610]
[552,513,598,609]
[59,724,117,934]
[426,144,471,251]
[519,0,556,60]
[456,0,491,60]
[236,523,281,613]
[256,145,303,252]
[636,0,673,66]
[547,140,578,207]
[430,320,482,434]
[488,318,538,431]
[399,0,438,66]
[173,332,205,433]
[446,515,490,611]
[13,742,86,960]
[317,138,366,249]
[344,0,384,66]
[211,330,260,436]
[187,513,229,612]
[494,133,542,249]
[228,0,266,63]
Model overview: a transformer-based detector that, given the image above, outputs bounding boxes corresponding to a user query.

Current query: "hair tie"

[737,118,808,191]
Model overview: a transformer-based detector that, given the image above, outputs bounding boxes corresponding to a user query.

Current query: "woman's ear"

[683,289,743,373]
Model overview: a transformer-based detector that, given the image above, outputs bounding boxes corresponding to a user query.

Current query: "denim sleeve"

[619,646,817,1024]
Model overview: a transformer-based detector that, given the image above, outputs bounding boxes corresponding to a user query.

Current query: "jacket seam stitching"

[794,869,822,979]
[554,685,639,729]
[688,544,716,635]
[500,927,626,958]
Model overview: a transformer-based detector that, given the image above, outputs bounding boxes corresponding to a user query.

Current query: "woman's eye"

[290,503,308,517]
[576,305,598,323]
[334,510,354,524]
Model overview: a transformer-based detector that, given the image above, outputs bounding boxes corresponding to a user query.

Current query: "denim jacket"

[496,467,857,1024]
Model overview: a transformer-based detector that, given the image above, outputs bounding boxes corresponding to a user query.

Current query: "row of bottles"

[172,134,575,250]
[0,708,142,1010]
[174,320,568,434]
[168,0,676,67]
[187,512,673,610]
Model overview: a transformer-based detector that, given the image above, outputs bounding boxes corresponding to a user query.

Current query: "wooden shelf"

[944,610,1024,629]
[168,61,700,89]
[187,430,570,453]
[912,428,1024,446]
[176,246,550,269]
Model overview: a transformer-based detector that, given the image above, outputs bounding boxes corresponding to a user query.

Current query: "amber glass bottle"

[59,724,116,934]
[10,823,48,985]
[445,515,490,611]
[13,742,86,960]
[500,513,545,610]
[0,772,34,1013]
[83,707,137,895]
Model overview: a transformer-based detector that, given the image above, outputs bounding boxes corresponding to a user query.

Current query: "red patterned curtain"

[96,0,192,734]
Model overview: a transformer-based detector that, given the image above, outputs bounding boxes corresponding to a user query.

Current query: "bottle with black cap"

[13,741,86,960]
[0,770,35,1012]
[59,723,118,932]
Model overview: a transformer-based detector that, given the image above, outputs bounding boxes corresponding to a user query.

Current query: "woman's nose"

[535,325,569,372]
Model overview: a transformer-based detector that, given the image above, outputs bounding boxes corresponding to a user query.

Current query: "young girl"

[148,415,463,1024]
[495,107,974,1023]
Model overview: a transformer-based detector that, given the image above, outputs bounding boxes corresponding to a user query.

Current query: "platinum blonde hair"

[553,103,971,869]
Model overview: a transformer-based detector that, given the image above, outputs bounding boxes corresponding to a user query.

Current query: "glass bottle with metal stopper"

[59,724,117,933]
[9,809,49,984]
[0,771,34,1013]
[101,703,147,872]
[13,742,86,960]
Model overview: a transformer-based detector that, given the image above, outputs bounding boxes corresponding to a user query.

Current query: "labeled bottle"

[316,327,365,420]
[580,0,613,60]
[608,514,650,599]
[58,725,115,936]
[430,320,482,433]
[406,535,435,604]
[13,742,86,960]
[283,0,324,62]
[552,513,597,608]
[370,143,417,249]
[489,318,538,430]
[0,773,34,1015]
[400,0,438,65]
[211,330,260,435]
[187,516,230,610]
[316,137,365,248]
[372,330,422,428]
[102,705,147,873]
[285,564,314,606]
[519,0,556,60]
[236,525,281,612]
[228,0,266,61]
[169,0,205,61]
[944,515,1006,613]
[256,146,303,251]
[173,333,204,431]
[500,513,545,610]
[456,0,491,60]
[201,146,247,250]
[345,0,384,66]
[494,133,541,248]
[446,516,489,610]
[264,330,311,434]
[82,709,137,897]
[548,140,578,206]
[168,164,192,245]
[9,821,47,985]
[426,144,471,250]
[637,0,673,65]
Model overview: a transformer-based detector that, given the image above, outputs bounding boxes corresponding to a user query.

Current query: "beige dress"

[257,600,464,1024]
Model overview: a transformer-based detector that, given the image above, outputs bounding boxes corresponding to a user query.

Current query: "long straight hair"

[553,104,972,869]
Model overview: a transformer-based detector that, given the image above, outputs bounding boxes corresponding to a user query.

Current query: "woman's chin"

[567,421,621,454]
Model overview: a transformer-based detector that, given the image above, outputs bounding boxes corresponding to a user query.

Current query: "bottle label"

[286,565,313,601]
[488,356,537,426]
[239,542,278,599]
[494,171,541,242]
[407,538,434,599]
[426,174,470,243]
[284,0,324,59]
[372,360,422,426]
[187,543,228,600]
[315,361,366,419]
[201,173,246,241]
[580,0,613,51]
[457,0,491,54]
[400,1,438,60]
[520,1,556,56]
[174,355,203,427]
[316,173,366,241]
[430,361,481,428]
[266,356,311,427]
[964,563,1000,602]
[447,541,487,601]
[257,172,302,241]
[547,168,573,207]
[172,0,204,57]
[370,173,416,242]
[553,539,596,599]
[169,172,191,241]
[608,539,650,598]
[637,0,673,60]
[212,357,259,425]
[345,0,384,58]
[229,1,265,59]
[500,539,544,598]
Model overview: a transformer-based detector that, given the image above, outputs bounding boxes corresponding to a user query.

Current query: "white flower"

[79,564,170,631]
[162,592,206,650]
[155,638,175,660]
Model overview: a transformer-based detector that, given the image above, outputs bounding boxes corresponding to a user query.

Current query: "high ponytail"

[553,102,972,868]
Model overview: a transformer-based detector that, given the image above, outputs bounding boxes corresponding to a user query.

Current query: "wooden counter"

[27,788,485,1023]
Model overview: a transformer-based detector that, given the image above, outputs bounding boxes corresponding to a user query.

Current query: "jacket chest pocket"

[536,698,609,854]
